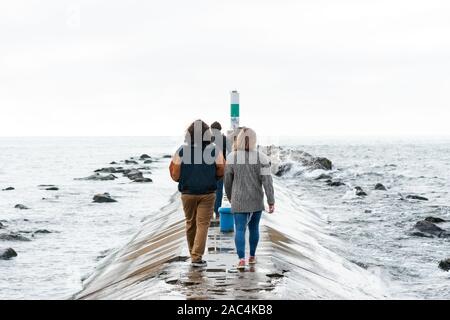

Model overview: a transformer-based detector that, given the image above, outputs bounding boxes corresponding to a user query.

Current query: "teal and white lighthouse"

[230,90,240,129]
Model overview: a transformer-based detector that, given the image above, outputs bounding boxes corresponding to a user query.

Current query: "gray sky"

[1,0,450,137]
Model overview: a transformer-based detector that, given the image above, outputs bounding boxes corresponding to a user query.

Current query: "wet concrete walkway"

[74,187,388,300]
[155,219,287,299]
[74,195,289,300]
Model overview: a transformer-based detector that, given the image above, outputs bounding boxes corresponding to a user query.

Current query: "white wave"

[263,181,390,299]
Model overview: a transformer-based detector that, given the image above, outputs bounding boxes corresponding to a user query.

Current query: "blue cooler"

[218,207,234,232]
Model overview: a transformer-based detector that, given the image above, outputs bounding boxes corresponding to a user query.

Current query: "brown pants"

[181,193,215,262]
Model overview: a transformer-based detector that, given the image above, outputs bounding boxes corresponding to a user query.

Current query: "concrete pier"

[74,184,388,300]
[74,197,288,300]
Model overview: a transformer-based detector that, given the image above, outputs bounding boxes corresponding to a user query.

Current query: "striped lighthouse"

[230,90,240,130]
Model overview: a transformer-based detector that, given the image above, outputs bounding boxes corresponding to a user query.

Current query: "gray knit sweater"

[224,150,275,213]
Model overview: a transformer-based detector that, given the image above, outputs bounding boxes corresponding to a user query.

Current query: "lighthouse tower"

[230,90,240,130]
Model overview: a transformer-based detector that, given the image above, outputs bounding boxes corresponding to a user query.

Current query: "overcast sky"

[1,0,450,137]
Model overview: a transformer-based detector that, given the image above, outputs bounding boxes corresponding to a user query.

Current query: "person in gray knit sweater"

[224,127,275,269]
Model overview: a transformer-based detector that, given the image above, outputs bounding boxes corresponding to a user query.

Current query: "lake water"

[1,136,449,299]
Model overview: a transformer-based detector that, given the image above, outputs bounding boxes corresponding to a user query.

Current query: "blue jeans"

[234,212,262,259]
[214,180,224,215]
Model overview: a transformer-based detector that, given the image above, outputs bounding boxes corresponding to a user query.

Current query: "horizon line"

[1,134,450,139]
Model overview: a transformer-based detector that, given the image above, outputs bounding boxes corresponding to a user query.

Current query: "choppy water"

[273,137,450,299]
[0,137,180,299]
[1,136,449,299]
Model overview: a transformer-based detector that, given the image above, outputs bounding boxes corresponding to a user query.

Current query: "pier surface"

[74,205,288,299]
[74,186,387,300]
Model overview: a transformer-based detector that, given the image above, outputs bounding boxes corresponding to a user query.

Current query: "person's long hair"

[184,119,211,145]
[233,127,257,152]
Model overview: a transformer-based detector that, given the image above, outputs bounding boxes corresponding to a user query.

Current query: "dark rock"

[415,220,443,233]
[33,229,51,234]
[2,187,15,191]
[261,146,333,172]
[439,258,450,272]
[352,261,369,269]
[38,185,59,191]
[406,195,429,201]
[93,193,117,203]
[139,154,151,160]
[354,187,367,197]
[14,204,29,210]
[314,174,332,180]
[327,181,346,187]
[414,220,444,237]
[0,233,31,242]
[110,161,118,165]
[143,160,153,164]
[94,167,117,173]
[410,231,434,238]
[42,196,59,201]
[125,160,139,165]
[124,169,143,181]
[162,155,172,159]
[0,248,18,260]
[133,177,153,183]
[275,163,292,177]
[374,183,387,191]
[425,216,446,223]
[364,209,372,213]
[75,173,117,181]
[313,157,332,170]
[0,222,3,229]
[441,232,450,238]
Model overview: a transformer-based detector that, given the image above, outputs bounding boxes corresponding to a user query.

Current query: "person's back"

[177,142,218,194]
[169,120,225,268]
[224,127,275,269]
[225,149,274,213]
[210,121,228,218]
